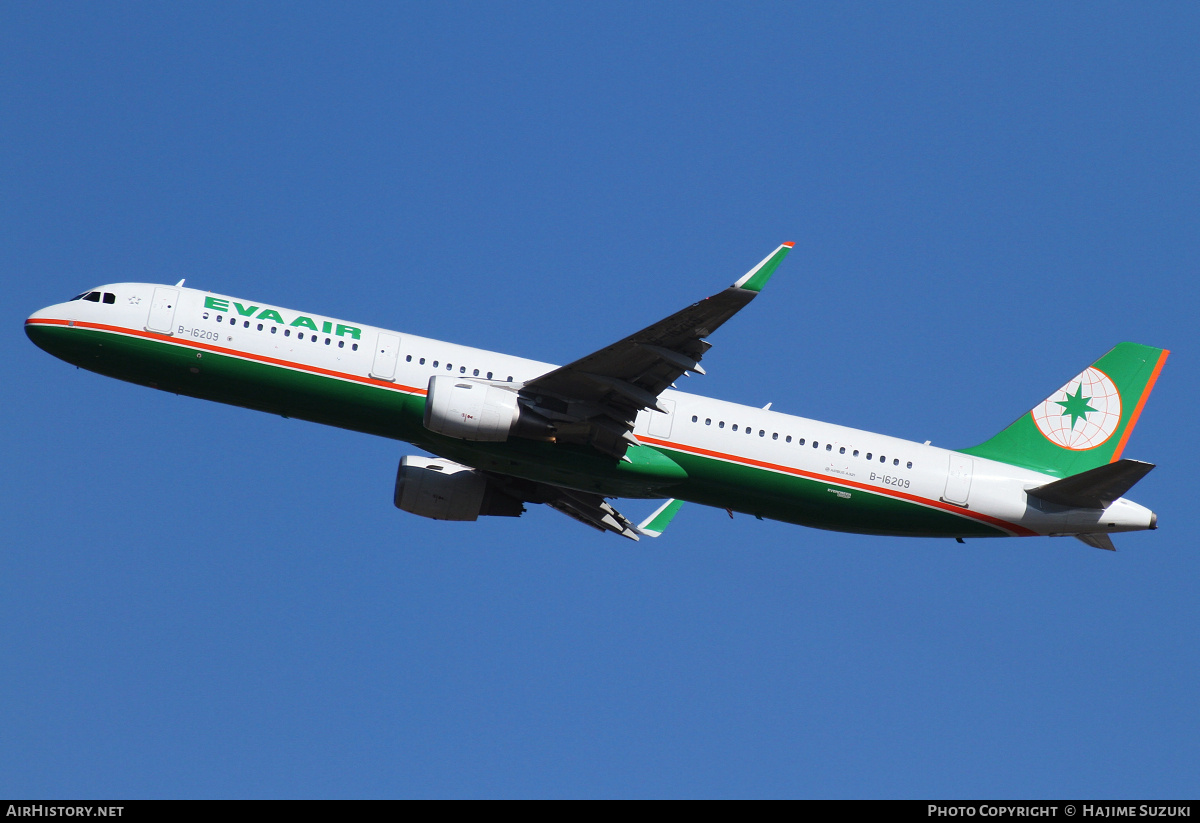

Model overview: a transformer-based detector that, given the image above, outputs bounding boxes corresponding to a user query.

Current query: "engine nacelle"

[393,456,524,521]
[423,376,554,441]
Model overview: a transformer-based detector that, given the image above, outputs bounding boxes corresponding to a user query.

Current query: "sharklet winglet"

[731,243,793,292]
[637,498,685,538]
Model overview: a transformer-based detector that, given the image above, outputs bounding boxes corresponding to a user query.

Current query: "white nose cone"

[26,301,66,324]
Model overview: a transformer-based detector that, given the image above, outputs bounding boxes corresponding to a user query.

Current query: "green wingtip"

[732,242,794,293]
[638,498,685,537]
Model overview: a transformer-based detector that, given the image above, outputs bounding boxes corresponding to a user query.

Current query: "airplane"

[24,243,1168,550]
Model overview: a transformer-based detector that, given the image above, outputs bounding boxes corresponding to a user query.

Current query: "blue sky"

[3,3,1198,798]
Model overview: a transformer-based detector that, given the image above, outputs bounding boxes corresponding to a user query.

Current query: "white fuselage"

[26,282,1158,541]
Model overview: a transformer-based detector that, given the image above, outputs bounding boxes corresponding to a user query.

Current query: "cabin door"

[647,398,675,439]
[370,332,400,381]
[942,454,974,507]
[145,287,179,334]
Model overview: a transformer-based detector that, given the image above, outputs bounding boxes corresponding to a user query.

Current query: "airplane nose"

[1150,512,1158,530]
[25,314,52,351]
[25,305,68,354]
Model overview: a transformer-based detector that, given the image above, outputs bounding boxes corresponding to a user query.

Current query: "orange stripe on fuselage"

[29,317,1034,536]
[1110,348,1169,462]
[24,317,429,397]
[637,435,1037,537]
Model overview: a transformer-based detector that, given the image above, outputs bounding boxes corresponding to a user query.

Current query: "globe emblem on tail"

[1031,367,1122,450]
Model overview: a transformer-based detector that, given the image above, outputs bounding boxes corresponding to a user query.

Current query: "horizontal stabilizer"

[1027,459,1155,510]
[1076,533,1117,552]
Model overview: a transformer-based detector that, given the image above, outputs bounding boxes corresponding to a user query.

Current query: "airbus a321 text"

[26,244,1168,550]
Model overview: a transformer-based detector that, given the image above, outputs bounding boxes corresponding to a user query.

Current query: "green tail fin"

[960,342,1168,477]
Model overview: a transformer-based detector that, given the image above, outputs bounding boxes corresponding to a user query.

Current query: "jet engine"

[393,456,524,521]
[423,376,554,441]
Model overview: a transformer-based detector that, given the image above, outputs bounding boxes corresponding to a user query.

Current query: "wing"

[544,489,642,541]
[520,242,794,458]
[481,472,643,540]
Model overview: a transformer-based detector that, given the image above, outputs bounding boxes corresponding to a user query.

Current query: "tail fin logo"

[1031,367,1122,450]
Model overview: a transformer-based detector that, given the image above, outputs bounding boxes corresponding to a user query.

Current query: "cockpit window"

[70,292,88,301]
[83,292,101,302]
[102,292,115,304]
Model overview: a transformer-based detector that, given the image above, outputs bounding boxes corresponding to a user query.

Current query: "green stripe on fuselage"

[27,324,686,497]
[651,446,1006,538]
[28,323,426,438]
[28,322,1004,539]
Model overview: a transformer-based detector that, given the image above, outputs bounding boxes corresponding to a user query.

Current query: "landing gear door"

[371,332,400,381]
[942,454,974,507]
[145,287,179,335]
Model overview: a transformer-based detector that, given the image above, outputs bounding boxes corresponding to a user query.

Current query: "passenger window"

[271,327,277,334]
[284,329,290,337]
[893,458,899,466]
[826,444,832,451]
[772,433,778,440]
[433,361,439,368]
[311,334,318,342]
[460,366,466,373]
[907,461,913,469]
[447,363,452,371]
[420,358,425,365]
[473,369,479,376]
[352,343,358,351]
[324,338,330,345]
[103,293,115,304]
[839,447,845,454]
[507,376,513,382]
[853,450,859,457]
[244,321,250,328]
[691,415,698,423]
[813,441,819,448]
[486,372,493,379]
[718,421,725,429]
[406,355,412,362]
[705,418,712,425]
[866,453,872,460]
[732,424,738,432]
[798,438,805,446]
[216,315,222,322]
[785,435,792,443]
[257,323,263,331]
[880,455,886,463]
[759,430,765,437]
